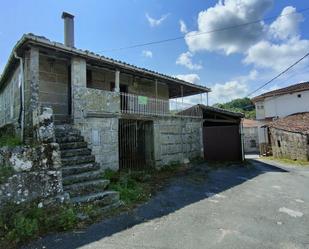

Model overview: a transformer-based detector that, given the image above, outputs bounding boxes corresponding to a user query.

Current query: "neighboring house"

[0,13,210,172]
[243,119,259,154]
[266,113,309,161]
[252,82,309,155]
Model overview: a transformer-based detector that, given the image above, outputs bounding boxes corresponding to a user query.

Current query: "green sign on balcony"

[138,96,148,105]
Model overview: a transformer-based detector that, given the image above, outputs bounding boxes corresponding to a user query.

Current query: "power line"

[247,52,309,97]
[99,7,309,53]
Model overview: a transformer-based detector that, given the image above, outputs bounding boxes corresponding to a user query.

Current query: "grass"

[262,156,309,167]
[0,165,15,185]
[0,135,22,147]
[0,201,79,249]
[0,162,187,249]
[102,163,186,207]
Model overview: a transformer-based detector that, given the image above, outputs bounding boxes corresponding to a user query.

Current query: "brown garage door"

[203,125,242,161]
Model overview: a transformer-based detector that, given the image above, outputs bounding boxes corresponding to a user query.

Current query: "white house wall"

[264,90,309,118]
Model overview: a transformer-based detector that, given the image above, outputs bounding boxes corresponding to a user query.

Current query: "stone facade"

[0,107,65,207]
[154,117,203,166]
[269,127,309,161]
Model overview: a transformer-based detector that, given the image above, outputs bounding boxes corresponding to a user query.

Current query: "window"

[277,140,281,147]
[297,94,302,98]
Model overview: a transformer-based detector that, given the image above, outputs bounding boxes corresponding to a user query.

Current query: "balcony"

[79,88,202,118]
[119,92,202,117]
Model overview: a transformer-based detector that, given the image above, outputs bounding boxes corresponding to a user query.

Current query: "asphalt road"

[25,158,309,249]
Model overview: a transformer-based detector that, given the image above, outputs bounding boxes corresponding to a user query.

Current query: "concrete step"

[64,179,110,197]
[70,191,119,205]
[62,163,100,176]
[59,141,88,150]
[63,170,102,185]
[61,155,95,166]
[56,135,84,143]
[61,148,92,158]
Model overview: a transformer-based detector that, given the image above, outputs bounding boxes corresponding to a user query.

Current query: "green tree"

[213,97,256,119]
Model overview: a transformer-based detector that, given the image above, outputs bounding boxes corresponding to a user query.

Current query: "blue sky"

[1,0,309,104]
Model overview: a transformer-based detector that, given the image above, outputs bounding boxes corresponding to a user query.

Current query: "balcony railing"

[120,92,202,117]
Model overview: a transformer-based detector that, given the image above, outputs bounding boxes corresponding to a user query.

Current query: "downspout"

[14,52,24,142]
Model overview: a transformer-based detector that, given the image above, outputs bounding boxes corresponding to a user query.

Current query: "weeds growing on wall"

[0,135,22,147]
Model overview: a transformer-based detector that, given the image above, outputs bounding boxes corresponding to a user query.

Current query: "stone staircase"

[55,125,121,210]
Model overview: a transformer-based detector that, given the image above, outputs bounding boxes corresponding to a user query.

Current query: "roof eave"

[0,34,210,94]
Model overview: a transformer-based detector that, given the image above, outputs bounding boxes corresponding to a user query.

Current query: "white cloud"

[174,73,200,84]
[210,80,249,104]
[142,50,153,58]
[269,6,304,40]
[176,52,202,70]
[244,38,309,71]
[179,20,188,33]
[145,13,169,27]
[184,0,273,55]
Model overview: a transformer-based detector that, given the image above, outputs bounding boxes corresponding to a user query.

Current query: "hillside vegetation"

[213,97,256,119]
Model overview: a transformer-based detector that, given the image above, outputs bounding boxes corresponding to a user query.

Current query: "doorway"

[119,119,154,170]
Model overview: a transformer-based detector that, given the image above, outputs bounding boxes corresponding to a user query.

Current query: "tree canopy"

[213,97,256,119]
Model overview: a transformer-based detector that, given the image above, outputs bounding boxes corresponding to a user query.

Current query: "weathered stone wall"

[269,128,309,161]
[0,64,21,133]
[243,127,259,153]
[75,117,119,171]
[39,54,69,121]
[72,57,119,171]
[153,116,203,166]
[0,107,64,206]
[0,143,63,206]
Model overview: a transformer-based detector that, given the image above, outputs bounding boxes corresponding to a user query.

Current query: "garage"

[200,105,244,161]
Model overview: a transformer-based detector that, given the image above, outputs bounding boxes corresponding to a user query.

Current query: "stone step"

[61,148,92,158]
[59,141,88,150]
[62,163,100,176]
[70,191,119,205]
[64,179,110,197]
[56,135,84,143]
[61,155,95,166]
[63,170,102,185]
[100,200,124,213]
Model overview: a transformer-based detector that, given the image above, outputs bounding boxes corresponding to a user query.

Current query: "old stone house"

[0,13,210,170]
[266,113,309,161]
[252,82,309,155]
[0,13,210,206]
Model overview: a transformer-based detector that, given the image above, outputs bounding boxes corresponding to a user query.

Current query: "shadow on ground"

[24,160,287,249]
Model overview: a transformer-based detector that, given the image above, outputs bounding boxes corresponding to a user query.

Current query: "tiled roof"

[0,33,210,95]
[243,119,258,128]
[252,82,309,102]
[267,112,309,135]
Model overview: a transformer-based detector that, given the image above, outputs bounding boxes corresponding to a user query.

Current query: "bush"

[6,214,39,244]
[57,208,77,231]
[0,202,78,248]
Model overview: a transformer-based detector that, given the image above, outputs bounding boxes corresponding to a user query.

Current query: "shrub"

[6,213,39,243]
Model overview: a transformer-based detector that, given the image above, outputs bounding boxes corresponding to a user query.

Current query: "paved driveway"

[25,159,309,249]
